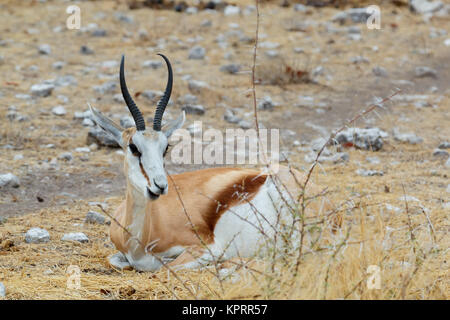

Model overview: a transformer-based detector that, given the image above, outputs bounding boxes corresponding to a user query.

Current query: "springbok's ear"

[161,111,185,138]
[88,103,124,147]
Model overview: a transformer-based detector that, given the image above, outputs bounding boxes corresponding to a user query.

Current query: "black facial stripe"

[129,143,141,158]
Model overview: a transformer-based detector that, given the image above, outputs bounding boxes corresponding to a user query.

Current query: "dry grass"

[0,0,449,300]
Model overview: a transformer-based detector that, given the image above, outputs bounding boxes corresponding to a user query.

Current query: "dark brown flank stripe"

[139,161,151,186]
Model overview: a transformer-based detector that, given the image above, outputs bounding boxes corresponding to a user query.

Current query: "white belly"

[211,178,294,259]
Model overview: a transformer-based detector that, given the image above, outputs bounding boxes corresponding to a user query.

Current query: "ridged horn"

[120,55,146,131]
[153,53,173,131]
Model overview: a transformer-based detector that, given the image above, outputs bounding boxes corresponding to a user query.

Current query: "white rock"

[188,46,206,60]
[61,232,89,243]
[393,129,423,144]
[188,80,209,93]
[410,0,443,14]
[0,173,20,188]
[52,106,66,116]
[444,39,450,46]
[85,211,107,224]
[25,228,50,244]
[58,152,73,161]
[30,83,54,97]
[445,158,450,168]
[224,5,240,16]
[75,147,90,153]
[142,60,163,69]
[0,282,5,297]
[38,44,51,55]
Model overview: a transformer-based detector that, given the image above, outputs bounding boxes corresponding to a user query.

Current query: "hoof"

[109,252,133,271]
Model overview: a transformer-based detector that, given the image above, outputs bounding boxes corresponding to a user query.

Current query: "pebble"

[85,211,108,225]
[94,81,116,94]
[80,45,94,55]
[188,46,206,60]
[373,66,388,77]
[182,104,205,115]
[142,60,163,69]
[30,83,54,97]
[51,106,67,116]
[58,152,73,161]
[432,149,449,158]
[393,129,423,144]
[25,228,50,244]
[224,109,241,124]
[356,169,384,176]
[224,5,240,16]
[38,44,51,55]
[258,96,275,111]
[0,173,20,188]
[409,0,443,14]
[61,232,89,243]
[332,8,371,24]
[415,66,438,78]
[220,64,241,74]
[188,80,209,93]
[438,142,450,149]
[335,127,388,151]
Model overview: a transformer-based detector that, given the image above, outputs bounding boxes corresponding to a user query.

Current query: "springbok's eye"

[129,143,141,158]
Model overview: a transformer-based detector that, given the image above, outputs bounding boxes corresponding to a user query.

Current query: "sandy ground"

[0,0,449,299]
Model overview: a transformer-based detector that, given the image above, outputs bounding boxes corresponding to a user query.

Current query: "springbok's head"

[89,54,185,200]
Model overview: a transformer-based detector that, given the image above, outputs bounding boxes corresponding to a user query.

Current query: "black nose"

[154,181,166,191]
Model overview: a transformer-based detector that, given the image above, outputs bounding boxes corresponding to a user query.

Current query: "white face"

[125,130,169,200]
[89,104,185,201]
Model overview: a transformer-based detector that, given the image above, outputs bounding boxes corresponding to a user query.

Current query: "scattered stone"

[188,80,209,93]
[61,232,89,243]
[101,60,118,69]
[30,83,54,97]
[350,56,369,64]
[25,228,50,244]
[54,75,77,87]
[366,156,381,164]
[94,81,116,94]
[115,12,133,24]
[446,158,450,168]
[141,90,163,102]
[120,116,135,129]
[0,173,20,188]
[224,5,240,16]
[188,46,206,60]
[82,118,95,127]
[13,154,24,161]
[293,4,308,12]
[335,128,388,151]
[80,45,94,55]
[238,120,252,130]
[415,66,438,78]
[51,106,67,116]
[356,169,384,176]
[432,149,449,158]
[58,152,73,161]
[0,282,5,298]
[85,211,108,225]
[87,127,120,148]
[75,147,90,153]
[91,28,107,37]
[264,50,279,58]
[332,8,371,24]
[409,0,443,14]
[182,104,205,115]
[437,141,450,149]
[224,109,241,124]
[393,129,423,144]
[142,60,163,69]
[220,64,241,74]
[305,152,349,164]
[373,66,388,77]
[38,44,51,55]
[258,96,275,111]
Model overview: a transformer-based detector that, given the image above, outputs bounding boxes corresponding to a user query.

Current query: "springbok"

[89,54,336,271]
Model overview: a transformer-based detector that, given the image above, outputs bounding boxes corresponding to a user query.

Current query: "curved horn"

[153,53,173,131]
[120,55,146,131]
